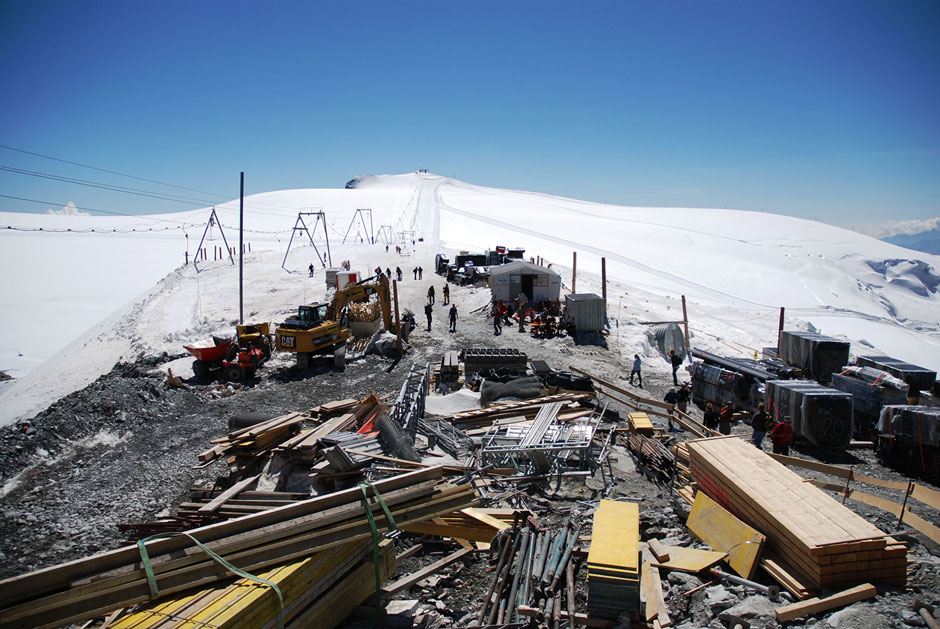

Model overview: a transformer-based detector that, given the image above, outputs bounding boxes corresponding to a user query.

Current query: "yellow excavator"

[275,273,405,368]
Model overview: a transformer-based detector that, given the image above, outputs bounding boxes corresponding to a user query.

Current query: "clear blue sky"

[1,0,938,232]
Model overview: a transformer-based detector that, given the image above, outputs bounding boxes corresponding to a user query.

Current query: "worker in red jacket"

[770,418,793,455]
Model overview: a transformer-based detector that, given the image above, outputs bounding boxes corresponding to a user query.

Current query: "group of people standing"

[424,283,457,333]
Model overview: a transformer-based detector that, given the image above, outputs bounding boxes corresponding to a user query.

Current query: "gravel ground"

[1,278,939,628]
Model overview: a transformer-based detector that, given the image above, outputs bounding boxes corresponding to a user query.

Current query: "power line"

[0,143,323,217]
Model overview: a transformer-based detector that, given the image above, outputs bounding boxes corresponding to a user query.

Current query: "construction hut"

[489,261,561,303]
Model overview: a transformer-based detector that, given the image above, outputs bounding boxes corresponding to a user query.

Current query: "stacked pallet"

[586,500,640,619]
[0,467,476,629]
[107,539,394,629]
[686,436,907,590]
[627,412,655,435]
[198,412,306,466]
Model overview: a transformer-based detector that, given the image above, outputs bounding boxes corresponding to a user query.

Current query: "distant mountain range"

[882,229,940,255]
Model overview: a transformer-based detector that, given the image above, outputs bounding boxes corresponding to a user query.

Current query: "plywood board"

[775,583,876,622]
[587,500,639,571]
[687,490,765,579]
[648,539,727,574]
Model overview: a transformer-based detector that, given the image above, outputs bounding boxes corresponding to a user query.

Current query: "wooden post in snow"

[778,307,786,349]
[571,252,577,294]
[601,257,607,301]
[681,295,691,358]
[393,279,402,356]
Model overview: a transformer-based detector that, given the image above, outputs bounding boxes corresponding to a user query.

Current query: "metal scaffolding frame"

[388,363,430,438]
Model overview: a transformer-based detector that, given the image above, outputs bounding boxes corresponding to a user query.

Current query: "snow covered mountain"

[883,229,940,256]
[1,172,938,426]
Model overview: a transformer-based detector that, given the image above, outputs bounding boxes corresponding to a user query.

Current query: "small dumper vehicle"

[184,323,272,382]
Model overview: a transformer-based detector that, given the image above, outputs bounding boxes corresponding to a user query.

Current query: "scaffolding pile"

[478,401,601,475]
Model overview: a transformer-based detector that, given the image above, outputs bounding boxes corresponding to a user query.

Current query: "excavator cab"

[280,304,329,330]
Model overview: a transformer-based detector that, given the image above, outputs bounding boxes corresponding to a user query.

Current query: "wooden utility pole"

[238,171,244,324]
[778,307,786,348]
[601,257,607,301]
[393,279,402,356]
[681,295,691,357]
[571,252,577,294]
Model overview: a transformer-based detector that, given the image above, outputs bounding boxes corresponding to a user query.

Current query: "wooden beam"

[775,583,876,622]
[381,548,471,595]
[196,474,260,515]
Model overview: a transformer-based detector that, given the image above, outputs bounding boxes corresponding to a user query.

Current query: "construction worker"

[396,267,403,281]
[670,349,682,386]
[770,417,793,455]
[424,303,433,331]
[492,302,502,336]
[449,304,458,332]
[516,292,528,332]
[703,402,719,430]
[664,388,680,432]
[630,354,642,388]
[413,267,418,280]
[442,284,450,305]
[719,401,734,435]
[427,285,435,305]
[677,383,690,414]
[751,403,771,449]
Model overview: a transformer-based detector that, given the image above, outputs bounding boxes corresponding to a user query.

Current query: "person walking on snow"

[396,267,402,281]
[427,285,435,305]
[442,284,450,305]
[449,304,458,332]
[424,303,433,331]
[670,349,682,386]
[751,403,771,449]
[413,267,418,280]
[308,263,314,276]
[630,354,643,388]
[418,266,423,279]
[492,302,502,336]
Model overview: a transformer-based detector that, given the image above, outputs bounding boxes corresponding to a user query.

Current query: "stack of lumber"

[198,412,306,467]
[277,413,358,463]
[107,539,394,629]
[176,488,309,520]
[627,412,655,435]
[0,467,476,629]
[309,398,358,418]
[624,431,674,481]
[671,442,693,504]
[686,436,907,590]
[446,393,594,430]
[586,500,640,619]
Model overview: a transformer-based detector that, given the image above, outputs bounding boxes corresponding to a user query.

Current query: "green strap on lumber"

[136,531,285,629]
[359,481,399,626]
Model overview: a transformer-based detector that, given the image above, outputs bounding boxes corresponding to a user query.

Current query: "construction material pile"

[687,436,907,590]
[778,331,850,383]
[586,500,639,619]
[0,467,475,629]
[349,300,381,323]
[764,380,854,449]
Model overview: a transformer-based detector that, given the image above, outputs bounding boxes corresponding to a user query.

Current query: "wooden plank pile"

[686,436,907,590]
[624,431,674,481]
[198,412,306,468]
[400,507,512,543]
[277,413,358,463]
[0,467,475,629]
[106,538,394,629]
[586,500,640,620]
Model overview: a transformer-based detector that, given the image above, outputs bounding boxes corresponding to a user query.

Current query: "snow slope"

[1,172,938,426]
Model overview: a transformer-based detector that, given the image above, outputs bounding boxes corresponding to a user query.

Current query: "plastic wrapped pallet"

[778,331,850,383]
[831,368,908,423]
[765,380,853,450]
[877,405,940,449]
[857,355,937,392]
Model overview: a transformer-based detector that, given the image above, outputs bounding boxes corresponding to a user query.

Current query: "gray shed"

[489,261,561,303]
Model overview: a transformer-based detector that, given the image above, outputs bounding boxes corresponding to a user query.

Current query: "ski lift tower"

[375,224,394,245]
[193,207,234,272]
[282,209,332,270]
[342,208,374,245]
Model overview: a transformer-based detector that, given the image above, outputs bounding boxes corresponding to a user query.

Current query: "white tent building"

[489,261,562,303]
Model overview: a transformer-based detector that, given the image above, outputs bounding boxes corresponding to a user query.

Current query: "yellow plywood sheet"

[588,500,639,571]
[687,490,765,579]
[649,540,727,574]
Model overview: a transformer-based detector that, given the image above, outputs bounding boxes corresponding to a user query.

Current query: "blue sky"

[1,1,938,232]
